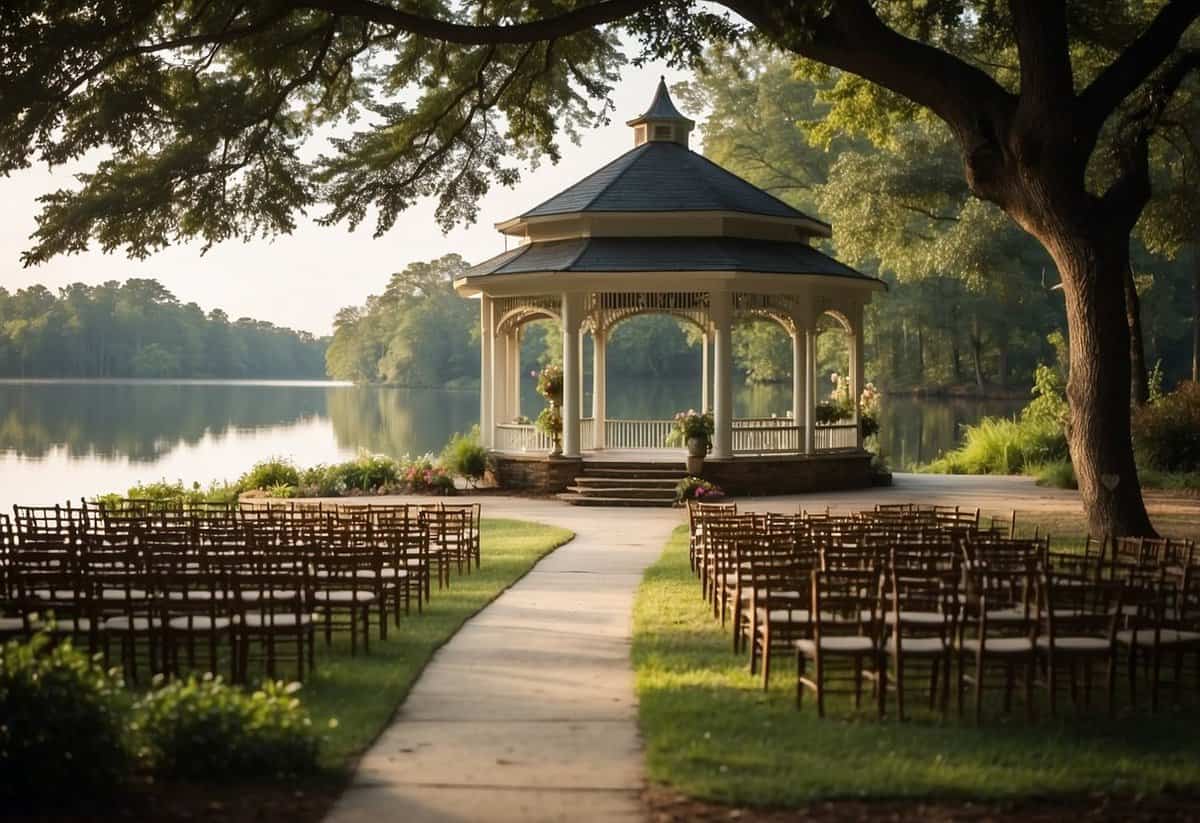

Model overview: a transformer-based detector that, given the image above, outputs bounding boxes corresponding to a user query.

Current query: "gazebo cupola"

[627,76,695,148]
[455,80,884,494]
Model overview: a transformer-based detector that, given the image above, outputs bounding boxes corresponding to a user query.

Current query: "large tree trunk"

[1042,222,1156,537]
[1123,263,1149,406]
[1193,246,1199,383]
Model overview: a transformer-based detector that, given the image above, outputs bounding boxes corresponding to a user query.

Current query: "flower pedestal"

[685,435,707,475]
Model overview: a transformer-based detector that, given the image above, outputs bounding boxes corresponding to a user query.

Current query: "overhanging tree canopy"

[2,0,1197,535]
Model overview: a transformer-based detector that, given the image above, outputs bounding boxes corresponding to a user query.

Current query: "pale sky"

[0,63,693,336]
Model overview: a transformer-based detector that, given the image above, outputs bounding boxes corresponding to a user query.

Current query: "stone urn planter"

[685,435,708,475]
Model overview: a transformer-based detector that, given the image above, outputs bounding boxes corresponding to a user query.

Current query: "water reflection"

[0,379,1022,507]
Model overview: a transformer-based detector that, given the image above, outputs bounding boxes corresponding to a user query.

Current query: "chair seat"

[985,608,1029,623]
[238,590,299,602]
[354,567,408,580]
[166,590,230,601]
[743,589,801,602]
[757,608,810,623]
[796,636,875,654]
[242,612,314,628]
[167,615,234,631]
[1036,636,1111,652]
[100,588,148,601]
[104,615,159,631]
[47,617,96,632]
[0,616,27,633]
[881,610,947,626]
[1117,628,1200,646]
[313,589,377,603]
[960,637,1034,654]
[33,588,79,600]
[887,636,948,655]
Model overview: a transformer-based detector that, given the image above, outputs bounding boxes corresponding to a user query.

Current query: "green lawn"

[300,518,572,770]
[632,525,1200,808]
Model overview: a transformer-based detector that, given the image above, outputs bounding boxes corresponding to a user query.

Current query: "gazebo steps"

[565,485,676,501]
[555,493,675,508]
[571,476,680,490]
[579,466,687,480]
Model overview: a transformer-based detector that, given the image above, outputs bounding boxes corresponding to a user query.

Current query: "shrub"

[674,476,724,503]
[240,458,301,491]
[136,675,319,781]
[1133,381,1200,473]
[665,410,714,448]
[0,633,131,803]
[1031,459,1078,489]
[441,427,488,486]
[400,455,456,494]
[299,464,345,497]
[325,452,401,493]
[924,416,1068,475]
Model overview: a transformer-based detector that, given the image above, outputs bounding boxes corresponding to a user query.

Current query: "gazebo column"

[508,327,521,421]
[561,293,583,458]
[850,304,865,449]
[579,328,586,419]
[480,296,494,449]
[711,291,733,459]
[791,330,803,443]
[805,326,817,454]
[701,331,710,411]
[491,324,508,436]
[592,327,607,448]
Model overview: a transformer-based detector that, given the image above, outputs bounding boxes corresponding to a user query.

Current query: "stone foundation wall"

[700,451,873,497]
[490,453,582,494]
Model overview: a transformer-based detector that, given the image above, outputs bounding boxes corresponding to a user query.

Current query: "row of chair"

[0,500,483,683]
[687,501,1199,721]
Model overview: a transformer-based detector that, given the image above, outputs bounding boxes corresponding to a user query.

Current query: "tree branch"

[1079,0,1200,135]
[1010,0,1074,114]
[293,0,655,44]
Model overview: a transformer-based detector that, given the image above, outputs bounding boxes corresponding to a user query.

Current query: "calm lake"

[0,379,1022,509]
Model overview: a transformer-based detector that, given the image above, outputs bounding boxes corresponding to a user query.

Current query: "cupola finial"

[626,78,695,148]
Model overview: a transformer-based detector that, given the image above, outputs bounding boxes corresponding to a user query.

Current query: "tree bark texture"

[1123,263,1150,406]
[1194,246,1199,383]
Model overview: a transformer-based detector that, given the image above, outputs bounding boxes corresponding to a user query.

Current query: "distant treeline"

[0,279,328,379]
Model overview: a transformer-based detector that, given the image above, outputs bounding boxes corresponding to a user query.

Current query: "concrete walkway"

[325,499,681,823]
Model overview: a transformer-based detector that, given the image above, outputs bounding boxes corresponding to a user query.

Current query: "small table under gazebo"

[454,79,884,500]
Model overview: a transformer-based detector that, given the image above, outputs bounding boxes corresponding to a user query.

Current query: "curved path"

[326,474,1198,823]
[325,499,681,823]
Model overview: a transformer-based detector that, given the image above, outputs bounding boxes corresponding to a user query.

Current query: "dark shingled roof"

[464,237,877,283]
[517,141,827,224]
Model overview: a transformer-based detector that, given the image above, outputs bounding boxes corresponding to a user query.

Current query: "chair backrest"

[1038,571,1123,643]
[810,568,880,639]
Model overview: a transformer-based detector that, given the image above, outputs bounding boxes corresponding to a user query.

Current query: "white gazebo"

[454,80,884,496]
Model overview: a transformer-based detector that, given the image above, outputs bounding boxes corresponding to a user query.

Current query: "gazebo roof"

[514,140,827,228]
[463,236,875,282]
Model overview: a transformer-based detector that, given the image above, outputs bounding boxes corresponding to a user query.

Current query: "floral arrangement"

[536,403,563,439]
[534,364,564,402]
[822,373,880,439]
[665,409,714,448]
[674,476,724,504]
[401,455,456,494]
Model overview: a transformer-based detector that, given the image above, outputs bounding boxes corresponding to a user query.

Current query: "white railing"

[580,417,595,446]
[494,423,553,452]
[732,425,803,455]
[605,418,675,450]
[734,417,797,428]
[814,423,859,450]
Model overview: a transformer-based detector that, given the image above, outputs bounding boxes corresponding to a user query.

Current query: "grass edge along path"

[632,525,1200,809]
[305,518,573,771]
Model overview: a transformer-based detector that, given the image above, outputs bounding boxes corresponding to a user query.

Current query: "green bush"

[400,454,456,494]
[441,427,488,486]
[136,675,319,781]
[924,416,1068,475]
[1031,459,1078,489]
[239,458,301,491]
[1133,381,1200,473]
[326,452,400,492]
[299,464,345,497]
[0,633,131,803]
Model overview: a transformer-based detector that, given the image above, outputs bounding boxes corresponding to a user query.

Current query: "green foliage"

[534,364,564,402]
[240,458,302,491]
[0,280,327,379]
[535,404,563,438]
[0,634,131,803]
[665,410,714,447]
[674,477,724,503]
[440,427,488,486]
[924,416,1068,475]
[1031,459,1078,490]
[136,675,319,781]
[326,452,401,493]
[1022,364,1069,427]
[398,455,456,494]
[1133,381,1200,473]
[101,478,241,506]
[325,256,480,386]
